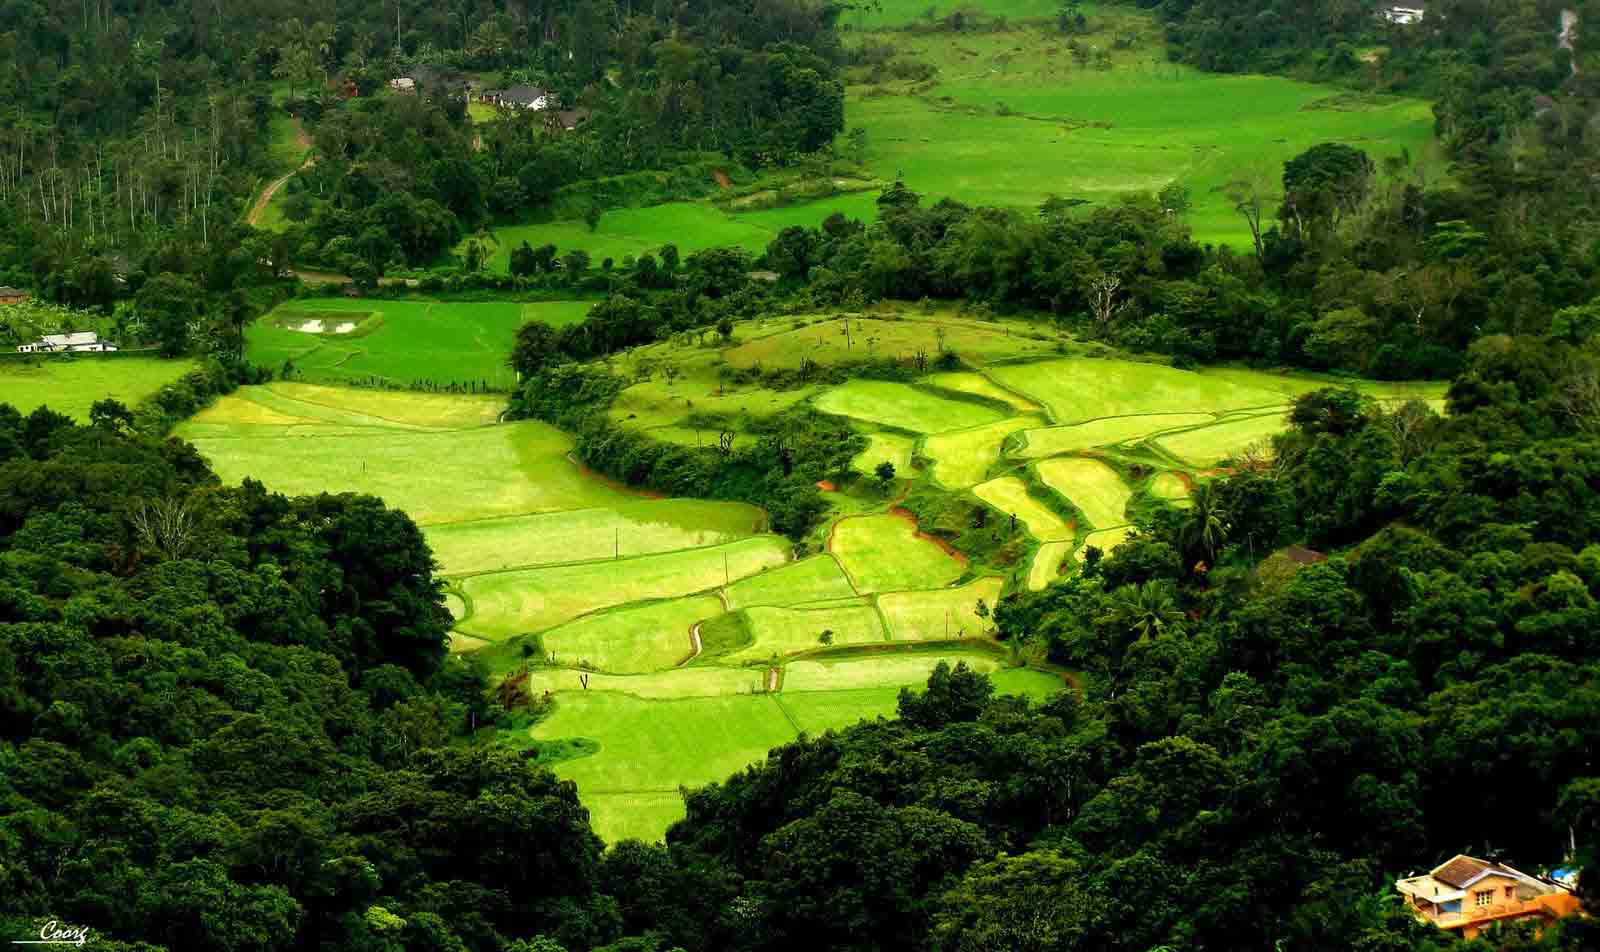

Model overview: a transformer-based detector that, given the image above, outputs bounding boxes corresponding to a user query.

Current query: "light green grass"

[925,371,1040,410]
[815,379,1006,433]
[972,476,1072,540]
[530,691,798,840]
[1197,367,1449,402]
[1014,413,1213,458]
[179,413,632,526]
[840,0,1070,28]
[1076,525,1135,564]
[783,649,1012,692]
[468,101,500,124]
[1035,457,1130,530]
[725,314,1058,370]
[847,19,1435,247]
[988,359,1285,424]
[472,203,776,272]
[246,297,591,388]
[878,577,1005,641]
[1150,472,1191,505]
[851,431,918,476]
[923,415,1041,488]
[726,603,887,663]
[0,357,198,421]
[1156,412,1291,466]
[1028,541,1072,591]
[609,376,820,430]
[424,500,762,576]
[192,382,504,430]
[540,595,724,673]
[460,537,790,639]
[723,556,858,610]
[830,513,966,594]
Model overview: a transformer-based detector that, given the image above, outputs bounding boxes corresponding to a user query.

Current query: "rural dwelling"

[388,77,417,95]
[494,85,553,111]
[16,331,117,354]
[1396,854,1581,940]
[0,286,29,305]
[1383,5,1425,24]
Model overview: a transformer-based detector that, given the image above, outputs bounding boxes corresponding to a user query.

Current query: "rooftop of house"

[1396,855,1560,904]
[0,286,28,297]
[501,85,550,105]
[38,332,102,346]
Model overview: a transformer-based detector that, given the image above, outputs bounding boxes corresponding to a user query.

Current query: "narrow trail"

[247,119,313,227]
[766,667,780,692]
[679,623,703,666]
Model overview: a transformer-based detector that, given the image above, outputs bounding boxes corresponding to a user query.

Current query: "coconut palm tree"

[1100,581,1184,642]
[1183,481,1230,562]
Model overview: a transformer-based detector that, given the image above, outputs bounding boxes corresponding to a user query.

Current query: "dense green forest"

[5,0,1600,948]
[5,343,1600,949]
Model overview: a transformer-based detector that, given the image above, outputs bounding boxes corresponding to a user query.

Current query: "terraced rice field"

[923,415,1042,488]
[815,379,1007,433]
[185,382,1069,842]
[972,477,1071,541]
[1155,411,1290,466]
[1014,414,1212,458]
[830,513,965,594]
[989,359,1287,424]
[852,431,918,476]
[1036,457,1131,530]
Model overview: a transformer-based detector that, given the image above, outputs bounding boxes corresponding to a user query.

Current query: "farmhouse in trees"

[1395,854,1581,939]
[1383,5,1425,24]
[16,332,117,354]
[486,85,554,111]
[0,286,29,305]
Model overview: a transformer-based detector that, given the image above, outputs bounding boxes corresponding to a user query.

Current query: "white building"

[17,332,118,354]
[1384,6,1425,25]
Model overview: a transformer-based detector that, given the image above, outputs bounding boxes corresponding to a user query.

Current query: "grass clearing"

[1028,541,1073,591]
[830,513,966,594]
[1014,413,1213,458]
[846,17,1434,247]
[425,500,762,576]
[459,537,790,639]
[972,476,1071,540]
[728,603,886,663]
[1035,457,1131,530]
[852,430,918,476]
[988,359,1285,424]
[723,556,858,610]
[1156,412,1291,466]
[471,203,777,272]
[538,595,724,673]
[878,577,1004,641]
[815,379,1006,433]
[246,297,590,388]
[923,415,1041,488]
[609,375,820,431]
[0,357,198,421]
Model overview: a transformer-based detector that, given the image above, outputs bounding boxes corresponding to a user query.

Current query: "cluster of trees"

[1,0,844,321]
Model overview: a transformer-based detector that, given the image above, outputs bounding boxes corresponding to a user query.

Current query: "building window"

[1476,891,1494,908]
[1505,886,1516,899]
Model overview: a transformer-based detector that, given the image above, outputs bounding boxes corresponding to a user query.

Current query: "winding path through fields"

[246,119,313,227]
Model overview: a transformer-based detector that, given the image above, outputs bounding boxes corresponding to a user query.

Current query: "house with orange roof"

[1396,854,1582,940]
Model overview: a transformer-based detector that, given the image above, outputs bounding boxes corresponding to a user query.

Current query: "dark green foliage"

[0,411,619,951]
